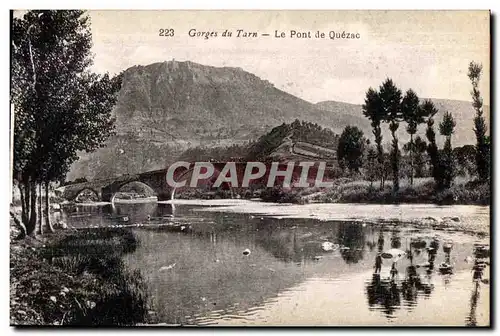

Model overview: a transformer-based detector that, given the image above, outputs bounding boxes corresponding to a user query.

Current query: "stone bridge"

[57,161,336,202]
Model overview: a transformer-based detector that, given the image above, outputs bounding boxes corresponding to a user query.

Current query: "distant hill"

[246,120,339,161]
[316,98,490,147]
[66,60,489,181]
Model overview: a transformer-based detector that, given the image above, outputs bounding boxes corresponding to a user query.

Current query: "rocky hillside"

[112,60,368,141]
[67,60,489,181]
[67,60,365,180]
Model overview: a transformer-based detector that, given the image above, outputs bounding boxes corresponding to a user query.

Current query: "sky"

[18,10,491,105]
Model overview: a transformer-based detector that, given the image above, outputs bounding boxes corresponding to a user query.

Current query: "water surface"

[59,200,490,326]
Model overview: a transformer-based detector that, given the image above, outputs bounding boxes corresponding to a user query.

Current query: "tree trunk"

[379,157,385,190]
[391,129,400,194]
[381,167,385,189]
[376,143,385,190]
[409,133,414,186]
[18,184,28,225]
[10,211,27,239]
[38,183,43,235]
[44,180,54,233]
[26,181,38,236]
[23,181,31,225]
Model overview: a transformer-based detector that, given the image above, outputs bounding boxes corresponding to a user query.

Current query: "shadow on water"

[337,222,365,264]
[364,232,490,323]
[466,243,490,326]
[59,202,489,325]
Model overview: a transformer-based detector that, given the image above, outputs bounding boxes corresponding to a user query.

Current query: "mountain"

[67,60,366,180]
[66,60,489,181]
[112,60,370,141]
[430,98,490,145]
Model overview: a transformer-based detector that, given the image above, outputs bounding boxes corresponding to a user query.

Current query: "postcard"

[10,10,490,327]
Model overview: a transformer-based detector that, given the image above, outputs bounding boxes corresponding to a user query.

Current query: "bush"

[435,181,490,205]
[311,177,489,205]
[71,269,149,326]
[260,187,305,204]
[11,228,151,326]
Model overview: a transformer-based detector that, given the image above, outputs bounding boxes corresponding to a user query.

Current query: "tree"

[403,136,428,179]
[337,126,365,173]
[439,111,457,188]
[364,144,378,188]
[413,136,428,178]
[11,10,122,236]
[401,89,426,185]
[454,145,476,177]
[467,62,490,182]
[362,87,385,189]
[379,79,403,193]
[422,100,444,189]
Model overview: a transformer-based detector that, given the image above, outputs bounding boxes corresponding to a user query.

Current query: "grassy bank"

[261,178,490,206]
[10,227,153,326]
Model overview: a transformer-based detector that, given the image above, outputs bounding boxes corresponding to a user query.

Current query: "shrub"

[12,228,151,326]
[260,187,305,204]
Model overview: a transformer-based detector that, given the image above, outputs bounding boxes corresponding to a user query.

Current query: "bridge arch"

[109,180,158,203]
[73,188,101,202]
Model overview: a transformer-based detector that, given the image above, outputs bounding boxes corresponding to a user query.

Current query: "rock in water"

[321,242,340,251]
[159,263,176,271]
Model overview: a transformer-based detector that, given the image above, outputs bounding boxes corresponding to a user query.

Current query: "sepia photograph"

[9,9,491,327]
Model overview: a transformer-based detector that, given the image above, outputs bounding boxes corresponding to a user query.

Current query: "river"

[58,200,490,326]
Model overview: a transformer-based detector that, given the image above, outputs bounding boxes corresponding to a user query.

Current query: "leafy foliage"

[421,100,455,190]
[453,145,476,177]
[10,228,150,326]
[467,61,490,182]
[423,100,446,190]
[439,111,457,137]
[439,111,456,188]
[362,87,385,188]
[402,90,421,135]
[403,136,427,178]
[246,119,339,160]
[364,145,378,186]
[379,79,403,192]
[337,126,365,173]
[402,89,427,184]
[11,10,122,234]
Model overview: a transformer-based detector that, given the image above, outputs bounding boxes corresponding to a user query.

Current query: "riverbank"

[10,225,154,326]
[260,178,490,206]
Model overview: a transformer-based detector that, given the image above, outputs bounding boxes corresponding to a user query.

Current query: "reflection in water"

[377,230,385,253]
[390,230,402,249]
[466,244,490,326]
[401,265,434,307]
[366,274,400,318]
[365,238,437,318]
[428,238,439,273]
[337,222,365,264]
[58,202,489,326]
[365,233,490,324]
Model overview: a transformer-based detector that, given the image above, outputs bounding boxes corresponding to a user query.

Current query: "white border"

[1,1,498,336]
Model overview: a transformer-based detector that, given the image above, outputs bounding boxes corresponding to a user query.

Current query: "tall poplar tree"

[379,79,402,193]
[11,10,122,236]
[362,88,385,189]
[467,61,489,182]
